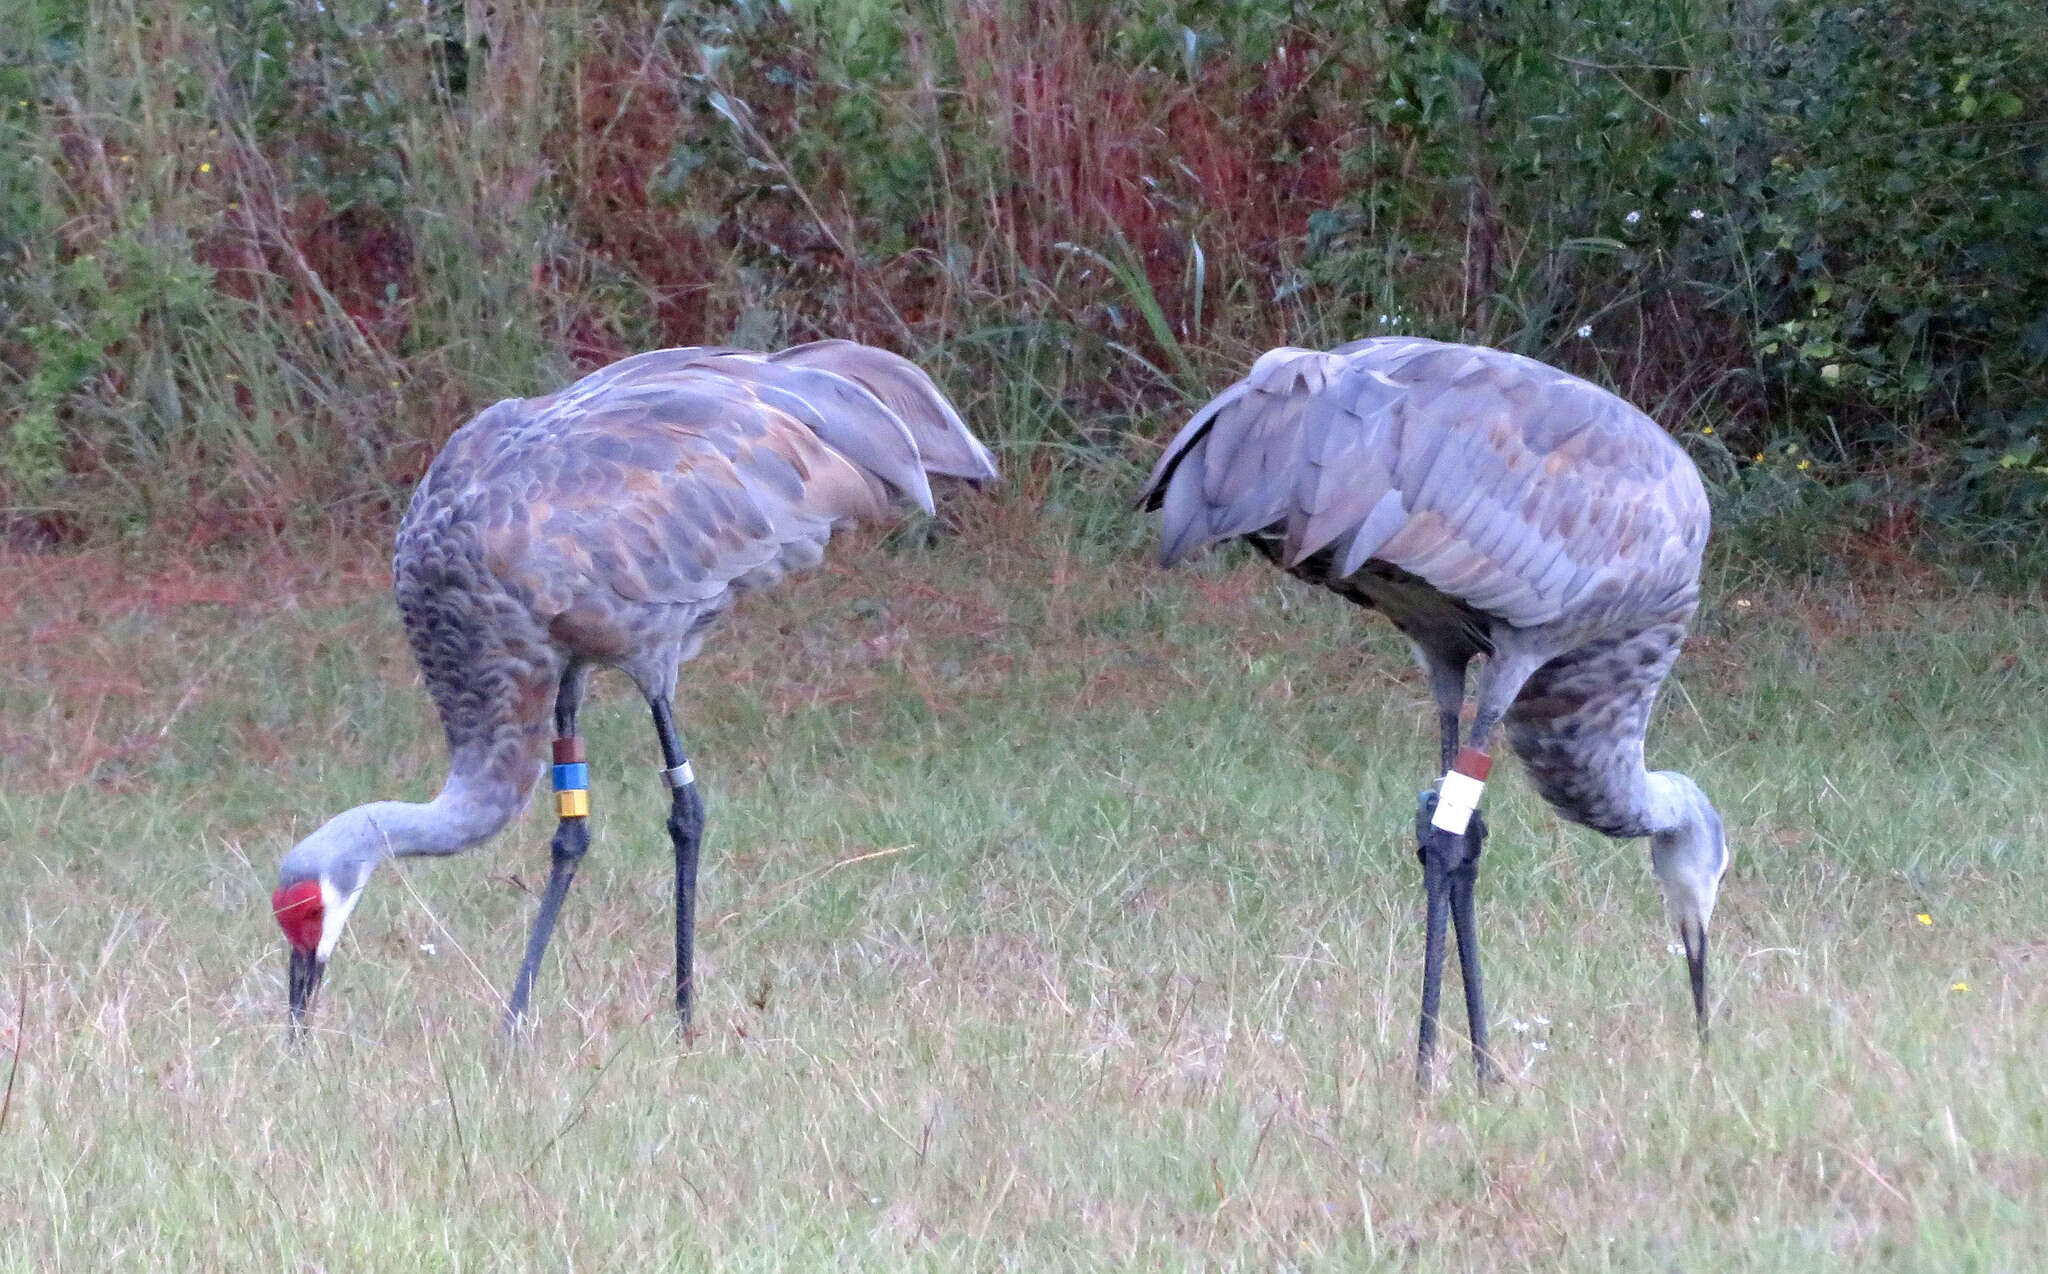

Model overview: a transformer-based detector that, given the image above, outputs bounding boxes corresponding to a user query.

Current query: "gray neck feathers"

[279,774,519,889]
[1643,771,1709,837]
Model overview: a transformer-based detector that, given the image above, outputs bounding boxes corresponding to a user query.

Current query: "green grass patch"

[1,508,2044,1269]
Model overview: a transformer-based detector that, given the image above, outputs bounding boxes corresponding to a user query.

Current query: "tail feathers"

[1143,347,1393,569]
[771,341,999,484]
[695,354,938,515]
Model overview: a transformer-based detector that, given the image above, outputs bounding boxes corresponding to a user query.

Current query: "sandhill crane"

[1136,337,1726,1085]
[271,340,997,1035]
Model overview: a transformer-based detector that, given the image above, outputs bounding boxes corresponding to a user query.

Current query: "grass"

[1,487,2045,1270]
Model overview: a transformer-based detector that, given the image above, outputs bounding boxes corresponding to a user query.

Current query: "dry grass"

[2,495,2045,1269]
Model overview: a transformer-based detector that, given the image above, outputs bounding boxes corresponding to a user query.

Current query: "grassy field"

[2,485,2044,1270]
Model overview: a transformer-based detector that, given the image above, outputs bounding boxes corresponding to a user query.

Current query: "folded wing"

[1136,339,1709,628]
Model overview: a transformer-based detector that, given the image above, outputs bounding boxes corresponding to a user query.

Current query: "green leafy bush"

[3,0,2044,565]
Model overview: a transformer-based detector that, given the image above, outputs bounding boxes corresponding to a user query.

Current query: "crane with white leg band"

[270,340,997,1037]
[1136,337,1726,1086]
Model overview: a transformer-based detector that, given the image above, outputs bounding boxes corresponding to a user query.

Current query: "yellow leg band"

[555,789,589,819]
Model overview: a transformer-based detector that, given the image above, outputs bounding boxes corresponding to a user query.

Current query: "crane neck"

[279,771,525,892]
[1643,770,1712,837]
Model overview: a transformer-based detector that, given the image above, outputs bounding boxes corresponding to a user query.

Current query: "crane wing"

[1136,338,1710,628]
[664,351,938,514]
[420,364,897,639]
[767,340,1000,483]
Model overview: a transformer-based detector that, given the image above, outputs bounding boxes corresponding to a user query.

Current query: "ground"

[1,491,2043,1270]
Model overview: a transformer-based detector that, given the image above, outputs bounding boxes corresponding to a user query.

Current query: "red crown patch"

[273,880,324,953]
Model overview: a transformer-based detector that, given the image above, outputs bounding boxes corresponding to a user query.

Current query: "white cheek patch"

[316,879,364,962]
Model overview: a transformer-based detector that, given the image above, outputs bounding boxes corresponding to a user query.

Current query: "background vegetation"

[2,0,2045,564]
[5,3,2047,1267]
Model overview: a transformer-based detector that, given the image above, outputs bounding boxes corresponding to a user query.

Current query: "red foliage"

[284,196,416,349]
[951,2,1361,349]
[550,54,726,367]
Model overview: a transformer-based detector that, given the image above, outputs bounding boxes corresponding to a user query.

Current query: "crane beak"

[287,945,326,1038]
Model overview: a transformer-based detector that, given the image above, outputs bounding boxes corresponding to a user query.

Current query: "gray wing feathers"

[770,340,1000,484]
[435,341,996,633]
[1140,338,1708,629]
[1337,490,1409,577]
[689,356,938,515]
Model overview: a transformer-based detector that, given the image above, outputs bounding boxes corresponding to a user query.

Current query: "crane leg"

[505,671,589,1030]
[1447,811,1494,1083]
[650,696,705,1032]
[1415,658,1497,1090]
[1415,803,1453,1088]
[1415,796,1493,1087]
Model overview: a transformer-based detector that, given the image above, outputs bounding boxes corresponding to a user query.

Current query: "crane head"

[1646,773,1728,1035]
[271,865,366,1037]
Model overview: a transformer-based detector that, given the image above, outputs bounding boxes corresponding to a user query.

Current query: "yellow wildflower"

[1701,426,1714,435]
[199,162,212,174]
[1798,459,1812,471]
[1951,982,1969,992]
[1916,913,1932,926]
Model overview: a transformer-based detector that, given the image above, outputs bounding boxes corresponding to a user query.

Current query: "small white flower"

[1668,941,1686,956]
[1532,1041,1548,1052]
[1378,313,1395,325]
[419,942,438,955]
[1268,1030,1286,1044]
[1624,210,1642,226]
[1690,209,1706,221]
[1532,1015,1551,1027]
[1509,1018,1531,1033]
[1576,324,1593,339]
[1698,112,1712,126]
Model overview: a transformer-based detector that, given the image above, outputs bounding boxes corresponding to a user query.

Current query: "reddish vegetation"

[7,3,1397,550]
[524,7,1367,365]
[549,55,724,366]
[0,547,389,792]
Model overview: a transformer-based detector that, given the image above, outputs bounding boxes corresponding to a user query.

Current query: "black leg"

[1436,709,1462,774]
[1448,810,1494,1083]
[505,670,589,1029]
[1415,691,1465,1090]
[650,696,706,1029]
[1415,794,1453,1089]
[1417,795,1493,1087]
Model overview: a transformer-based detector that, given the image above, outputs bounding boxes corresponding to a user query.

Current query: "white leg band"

[1431,769,1486,834]
[662,761,695,790]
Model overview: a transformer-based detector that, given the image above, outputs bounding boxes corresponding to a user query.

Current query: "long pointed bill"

[1681,918,1710,1044]
[288,946,325,1038]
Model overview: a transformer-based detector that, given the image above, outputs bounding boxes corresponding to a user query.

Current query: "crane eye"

[272,880,325,953]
